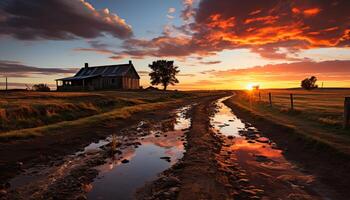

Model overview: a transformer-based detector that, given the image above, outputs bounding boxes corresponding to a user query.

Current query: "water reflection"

[211,97,320,199]
[211,96,246,137]
[87,105,191,200]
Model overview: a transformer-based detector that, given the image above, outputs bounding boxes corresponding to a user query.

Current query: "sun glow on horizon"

[246,83,260,90]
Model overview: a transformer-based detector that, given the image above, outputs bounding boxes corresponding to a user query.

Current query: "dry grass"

[0,90,217,139]
[0,90,198,132]
[245,88,350,128]
[0,99,180,139]
[230,89,350,156]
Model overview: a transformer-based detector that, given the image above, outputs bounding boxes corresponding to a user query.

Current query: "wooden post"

[290,94,294,111]
[258,92,261,102]
[269,92,272,107]
[5,77,8,91]
[344,97,350,129]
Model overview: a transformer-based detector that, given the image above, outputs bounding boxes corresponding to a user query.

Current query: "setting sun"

[246,83,260,90]
[1,0,350,199]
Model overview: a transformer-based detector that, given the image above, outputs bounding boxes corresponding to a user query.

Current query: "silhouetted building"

[56,61,140,91]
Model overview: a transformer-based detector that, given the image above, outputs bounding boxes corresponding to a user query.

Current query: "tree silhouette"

[301,76,318,90]
[149,60,179,90]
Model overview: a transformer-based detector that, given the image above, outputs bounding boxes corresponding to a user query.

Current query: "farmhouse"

[56,61,140,91]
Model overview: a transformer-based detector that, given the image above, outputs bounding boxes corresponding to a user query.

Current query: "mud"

[0,92,345,200]
[224,95,350,200]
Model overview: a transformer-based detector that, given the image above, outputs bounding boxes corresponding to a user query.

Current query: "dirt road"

[138,94,339,200]
[0,93,344,200]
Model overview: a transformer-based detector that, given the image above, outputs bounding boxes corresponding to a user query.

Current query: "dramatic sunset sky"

[0,0,350,90]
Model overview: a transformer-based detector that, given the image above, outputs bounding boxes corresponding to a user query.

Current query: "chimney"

[129,60,132,65]
[84,63,89,68]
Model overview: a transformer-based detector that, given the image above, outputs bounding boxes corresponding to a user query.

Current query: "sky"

[0,0,350,90]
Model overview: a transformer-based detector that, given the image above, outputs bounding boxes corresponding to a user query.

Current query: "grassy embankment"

[0,90,211,140]
[232,88,350,154]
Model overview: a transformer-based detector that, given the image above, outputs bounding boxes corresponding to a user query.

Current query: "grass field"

[232,88,350,155]
[0,90,205,135]
[244,88,350,128]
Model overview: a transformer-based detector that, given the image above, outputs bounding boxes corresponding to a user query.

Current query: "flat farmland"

[247,89,350,127]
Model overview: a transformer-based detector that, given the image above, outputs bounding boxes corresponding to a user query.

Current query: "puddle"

[86,105,191,200]
[8,105,191,200]
[211,96,325,199]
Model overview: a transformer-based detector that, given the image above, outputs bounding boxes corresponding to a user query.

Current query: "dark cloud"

[199,61,221,65]
[0,60,77,77]
[73,48,117,55]
[0,0,132,40]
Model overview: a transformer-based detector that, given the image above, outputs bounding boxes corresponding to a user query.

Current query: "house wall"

[58,76,139,91]
[122,77,139,89]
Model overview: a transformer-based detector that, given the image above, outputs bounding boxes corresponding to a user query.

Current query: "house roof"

[56,62,140,81]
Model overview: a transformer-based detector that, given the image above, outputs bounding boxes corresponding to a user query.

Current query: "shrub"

[33,84,50,92]
[301,76,318,90]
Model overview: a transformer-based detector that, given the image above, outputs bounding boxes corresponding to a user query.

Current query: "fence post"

[5,77,8,91]
[259,92,261,101]
[344,97,350,129]
[269,92,272,107]
[290,94,294,111]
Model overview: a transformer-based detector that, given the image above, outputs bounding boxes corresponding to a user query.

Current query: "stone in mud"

[160,156,171,162]
[228,119,234,122]
[169,186,180,194]
[237,178,249,184]
[270,142,279,149]
[241,189,257,196]
[0,189,7,196]
[121,159,129,164]
[161,176,181,187]
[247,140,255,143]
[227,135,235,139]
[251,188,264,194]
[115,150,122,154]
[256,137,269,143]
[254,155,272,163]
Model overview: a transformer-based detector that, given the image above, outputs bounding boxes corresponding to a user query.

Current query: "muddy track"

[1,93,342,200]
[138,94,341,200]
[177,96,232,199]
[224,96,350,200]
[137,95,245,200]
[0,97,205,185]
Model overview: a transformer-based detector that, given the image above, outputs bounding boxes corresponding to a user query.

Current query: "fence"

[250,91,350,128]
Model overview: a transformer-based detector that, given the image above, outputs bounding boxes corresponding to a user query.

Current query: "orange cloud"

[303,8,321,17]
[116,0,350,61]
[208,60,350,83]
